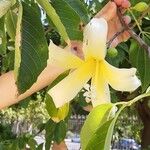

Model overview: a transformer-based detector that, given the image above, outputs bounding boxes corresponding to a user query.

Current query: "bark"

[137,98,150,149]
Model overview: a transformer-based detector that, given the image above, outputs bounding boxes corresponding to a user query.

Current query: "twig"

[107,4,150,49]
[128,8,143,34]
[117,8,150,55]
[107,29,125,48]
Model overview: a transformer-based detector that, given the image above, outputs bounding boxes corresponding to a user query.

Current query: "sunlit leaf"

[5,10,17,40]
[36,0,69,43]
[85,106,125,150]
[0,0,11,18]
[80,104,113,150]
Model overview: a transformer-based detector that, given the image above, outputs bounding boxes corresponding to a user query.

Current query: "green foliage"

[14,2,48,93]
[132,2,149,12]
[45,94,69,122]
[114,107,143,143]
[0,124,16,141]
[46,30,61,45]
[5,10,17,41]
[85,107,125,150]
[45,119,56,150]
[81,92,150,150]
[80,104,113,149]
[0,0,12,18]
[130,0,149,6]
[129,39,150,92]
[37,0,69,42]
[50,0,83,40]
[0,17,6,55]
[63,0,89,24]
[47,70,69,90]
[54,121,67,144]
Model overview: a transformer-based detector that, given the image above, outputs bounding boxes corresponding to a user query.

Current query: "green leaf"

[51,0,83,40]
[54,121,67,144]
[47,70,69,90]
[14,3,48,93]
[0,16,6,55]
[2,50,14,72]
[46,71,69,122]
[131,0,150,6]
[5,10,17,40]
[63,0,89,24]
[18,137,26,149]
[0,0,11,18]
[45,94,58,117]
[129,39,150,92]
[132,2,149,12]
[9,141,19,150]
[45,94,69,122]
[45,119,56,150]
[27,138,37,150]
[37,143,44,150]
[84,92,150,150]
[80,104,113,150]
[85,105,125,150]
[36,0,69,43]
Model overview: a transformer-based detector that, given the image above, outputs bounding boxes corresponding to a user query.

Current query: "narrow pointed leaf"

[14,3,48,93]
[36,0,69,43]
[5,10,17,40]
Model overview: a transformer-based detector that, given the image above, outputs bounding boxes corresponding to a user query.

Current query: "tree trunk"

[137,98,150,149]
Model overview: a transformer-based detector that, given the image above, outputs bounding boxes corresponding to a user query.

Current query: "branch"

[107,29,125,48]
[107,4,150,49]
[117,8,150,56]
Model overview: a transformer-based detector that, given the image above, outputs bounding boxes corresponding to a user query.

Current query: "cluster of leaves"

[0,0,150,149]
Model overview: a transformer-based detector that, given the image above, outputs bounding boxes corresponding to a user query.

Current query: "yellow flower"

[47,18,141,108]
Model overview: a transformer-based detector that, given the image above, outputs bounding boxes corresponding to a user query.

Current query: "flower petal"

[83,18,108,60]
[91,61,110,107]
[48,41,84,70]
[102,61,141,91]
[48,60,95,108]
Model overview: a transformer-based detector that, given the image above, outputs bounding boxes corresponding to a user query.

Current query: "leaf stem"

[127,8,143,35]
